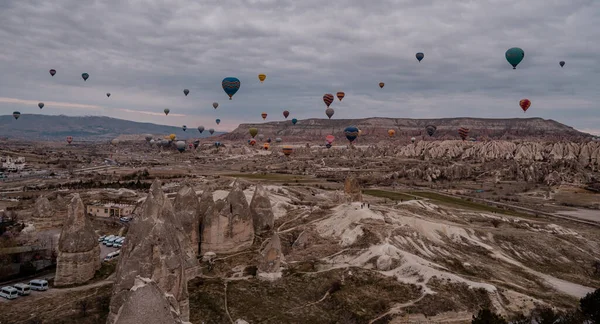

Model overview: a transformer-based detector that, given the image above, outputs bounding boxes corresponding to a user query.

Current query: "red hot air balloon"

[66,136,73,144]
[261,112,267,120]
[519,99,531,113]
[283,110,289,119]
[323,94,334,108]
[336,92,345,101]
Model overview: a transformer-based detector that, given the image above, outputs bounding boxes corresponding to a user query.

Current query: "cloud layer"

[0,0,598,135]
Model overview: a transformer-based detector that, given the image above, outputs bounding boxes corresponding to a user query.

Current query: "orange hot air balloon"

[379,82,385,88]
[282,145,293,156]
[261,112,267,120]
[263,143,270,150]
[66,136,73,144]
[388,129,396,137]
[519,99,531,113]
[258,74,266,83]
[336,92,345,101]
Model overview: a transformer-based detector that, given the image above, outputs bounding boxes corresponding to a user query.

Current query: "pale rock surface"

[32,195,62,229]
[258,233,283,275]
[54,194,100,287]
[344,175,362,202]
[249,184,275,234]
[107,180,191,323]
[173,184,201,259]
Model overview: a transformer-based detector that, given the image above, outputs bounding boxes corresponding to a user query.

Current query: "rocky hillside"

[221,117,591,142]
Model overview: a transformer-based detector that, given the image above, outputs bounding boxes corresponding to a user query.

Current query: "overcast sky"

[0,0,598,135]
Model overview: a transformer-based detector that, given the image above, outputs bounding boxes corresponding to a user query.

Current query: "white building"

[87,203,135,218]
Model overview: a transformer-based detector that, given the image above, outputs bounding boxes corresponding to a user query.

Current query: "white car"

[0,286,19,300]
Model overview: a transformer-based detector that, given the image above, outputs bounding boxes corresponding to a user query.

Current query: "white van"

[13,283,31,296]
[0,286,19,300]
[29,279,49,291]
[103,250,120,262]
[103,235,115,245]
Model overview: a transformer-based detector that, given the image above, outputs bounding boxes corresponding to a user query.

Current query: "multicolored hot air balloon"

[458,127,469,141]
[292,118,297,125]
[519,99,531,113]
[337,92,345,101]
[182,125,187,131]
[323,94,334,108]
[183,89,189,96]
[426,125,437,137]
[193,140,200,149]
[188,143,193,150]
[213,102,219,109]
[416,52,424,62]
[214,142,221,148]
[249,127,258,138]
[275,137,282,143]
[66,136,73,144]
[559,61,565,67]
[176,141,186,152]
[198,126,205,133]
[216,119,221,125]
[249,139,257,146]
[325,135,335,144]
[282,146,293,156]
[505,47,524,69]
[283,110,290,119]
[12,111,20,120]
[379,82,385,89]
[81,73,89,81]
[344,126,359,143]
[222,77,240,100]
[38,102,44,109]
[263,143,270,150]
[164,109,170,116]
[49,69,56,77]
[106,93,111,98]
[261,112,267,120]
[325,108,334,119]
[388,129,396,137]
[209,128,215,135]
[258,74,266,83]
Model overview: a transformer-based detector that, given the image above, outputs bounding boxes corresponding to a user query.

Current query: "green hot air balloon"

[249,127,258,138]
[505,47,524,69]
[81,73,89,81]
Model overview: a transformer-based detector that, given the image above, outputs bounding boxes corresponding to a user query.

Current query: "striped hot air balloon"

[323,93,334,108]
[282,145,293,156]
[379,82,385,88]
[519,99,531,113]
[458,127,469,141]
[336,92,345,101]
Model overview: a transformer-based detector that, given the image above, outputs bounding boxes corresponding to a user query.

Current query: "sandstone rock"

[107,180,190,323]
[344,175,362,202]
[249,184,274,234]
[258,233,283,275]
[54,194,100,287]
[32,195,62,229]
[376,255,393,271]
[173,184,201,260]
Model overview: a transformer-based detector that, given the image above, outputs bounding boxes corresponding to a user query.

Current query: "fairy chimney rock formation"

[258,233,283,280]
[54,194,100,287]
[173,184,201,261]
[344,175,363,202]
[201,180,254,254]
[249,184,275,234]
[32,195,62,229]
[113,276,184,324]
[107,179,191,324]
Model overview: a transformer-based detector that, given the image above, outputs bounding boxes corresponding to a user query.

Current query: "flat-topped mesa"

[258,233,283,280]
[249,184,275,234]
[201,180,254,254]
[173,183,201,268]
[107,179,191,324]
[344,175,363,202]
[113,276,185,324]
[54,194,100,287]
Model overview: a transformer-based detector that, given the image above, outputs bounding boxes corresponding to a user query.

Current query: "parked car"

[119,216,132,222]
[104,250,120,262]
[13,283,30,296]
[0,286,19,299]
[29,279,49,291]
[98,235,106,242]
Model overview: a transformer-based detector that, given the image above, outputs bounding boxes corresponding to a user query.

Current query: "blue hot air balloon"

[216,118,221,125]
[416,52,424,62]
[344,126,359,143]
[222,77,240,100]
[214,142,221,148]
[292,118,298,125]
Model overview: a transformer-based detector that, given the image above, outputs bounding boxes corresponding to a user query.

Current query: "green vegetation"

[363,189,417,201]
[409,191,529,217]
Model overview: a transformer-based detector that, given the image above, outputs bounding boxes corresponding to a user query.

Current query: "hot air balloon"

[111,139,120,146]
[282,145,293,156]
[326,143,332,149]
[216,119,221,125]
[267,138,272,143]
[198,126,205,133]
[188,143,193,149]
[176,141,186,152]
[559,61,565,67]
[505,47,524,69]
[258,134,264,141]
[193,140,200,149]
[411,137,416,143]
[344,126,359,143]
[292,118,297,125]
[106,93,111,98]
[261,112,267,120]
[275,137,282,143]
[388,129,396,137]
[182,125,187,131]
[214,142,221,148]
[159,139,168,147]
[144,135,152,142]
[249,127,258,138]
[167,134,176,142]
[258,74,266,83]
[325,108,334,119]
[283,110,290,119]
[150,139,155,145]
[81,73,89,81]
[263,143,270,150]
[323,94,334,108]
[213,102,219,109]
[519,99,531,113]
[164,109,170,116]
[358,129,363,136]
[66,136,73,144]
[379,82,385,89]
[249,139,257,146]
[222,77,240,100]
[458,127,469,141]
[209,128,215,135]
[326,135,335,144]
[12,111,20,120]
[416,52,424,62]
[426,125,437,137]
[337,92,345,101]
[38,102,44,109]
[49,69,56,77]
[183,89,189,96]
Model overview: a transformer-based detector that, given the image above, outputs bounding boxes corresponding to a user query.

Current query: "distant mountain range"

[0,114,225,141]
[222,117,593,142]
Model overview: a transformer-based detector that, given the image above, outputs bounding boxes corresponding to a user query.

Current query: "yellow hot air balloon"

[169,134,176,141]
[388,129,396,137]
[258,74,266,83]
[358,129,363,136]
